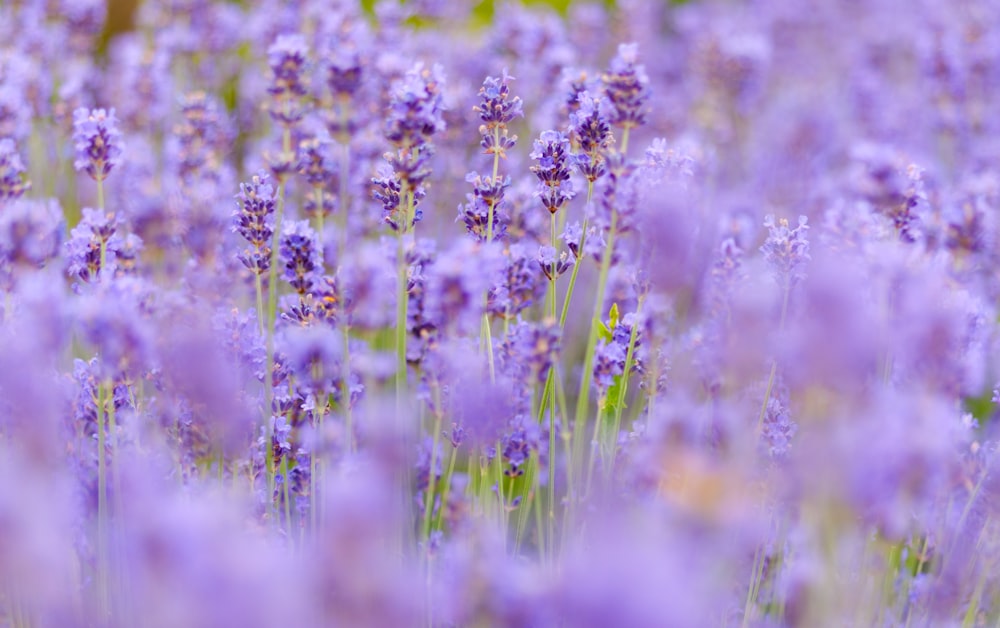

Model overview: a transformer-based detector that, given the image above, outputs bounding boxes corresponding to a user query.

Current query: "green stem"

[254,273,265,336]
[421,387,444,541]
[756,276,791,434]
[96,382,108,620]
[572,209,617,473]
[608,296,644,473]
[485,125,501,244]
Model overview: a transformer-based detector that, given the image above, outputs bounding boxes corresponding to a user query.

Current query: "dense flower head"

[63,208,134,283]
[459,172,511,242]
[174,91,231,184]
[0,138,29,203]
[325,46,363,99]
[384,62,447,150]
[233,172,276,276]
[569,91,614,182]
[760,214,810,287]
[602,42,650,130]
[297,134,336,189]
[279,220,322,296]
[474,71,522,158]
[268,34,310,95]
[530,130,575,214]
[267,33,311,126]
[72,107,124,181]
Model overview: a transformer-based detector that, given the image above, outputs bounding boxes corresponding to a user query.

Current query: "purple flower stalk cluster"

[5,1,1000,626]
[72,108,124,182]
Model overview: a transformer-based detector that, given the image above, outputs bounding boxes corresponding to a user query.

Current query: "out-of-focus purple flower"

[760,214,810,288]
[384,62,447,151]
[74,278,155,380]
[488,243,545,319]
[530,130,575,214]
[63,208,141,283]
[602,42,650,132]
[760,383,796,458]
[233,172,276,276]
[474,71,522,159]
[297,133,337,189]
[0,198,63,282]
[849,143,927,243]
[278,324,343,400]
[501,319,561,387]
[267,33,310,126]
[0,138,29,203]
[338,239,397,331]
[174,91,233,185]
[72,107,124,181]
[593,338,627,395]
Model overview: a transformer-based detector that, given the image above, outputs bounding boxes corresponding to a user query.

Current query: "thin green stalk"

[254,274,265,335]
[97,177,107,274]
[756,276,791,434]
[338,140,350,265]
[396,225,409,398]
[486,125,501,243]
[433,443,459,532]
[481,313,496,383]
[572,210,618,472]
[95,383,108,621]
[421,388,445,541]
[342,325,353,452]
[513,454,536,552]
[479,127,504,382]
[264,127,292,516]
[608,296,645,471]
[313,186,325,248]
[546,211,559,544]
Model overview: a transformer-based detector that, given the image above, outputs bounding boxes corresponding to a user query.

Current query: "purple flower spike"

[267,33,310,125]
[233,172,276,276]
[385,62,447,151]
[0,139,30,203]
[569,91,614,183]
[760,215,810,288]
[474,71,523,159]
[279,220,322,296]
[602,42,650,131]
[530,130,575,214]
[72,107,124,181]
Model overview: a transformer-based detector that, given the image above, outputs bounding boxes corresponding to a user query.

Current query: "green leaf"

[609,302,620,332]
[596,317,613,343]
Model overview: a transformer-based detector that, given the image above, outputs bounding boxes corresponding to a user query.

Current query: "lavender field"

[2,0,1000,626]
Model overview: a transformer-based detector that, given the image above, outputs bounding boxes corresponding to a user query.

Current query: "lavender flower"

[63,208,126,283]
[473,71,522,160]
[760,215,810,288]
[384,62,447,151]
[458,172,511,242]
[602,43,650,132]
[279,221,322,297]
[530,130,575,214]
[0,138,29,202]
[266,34,310,126]
[72,107,124,181]
[569,91,614,182]
[233,173,276,276]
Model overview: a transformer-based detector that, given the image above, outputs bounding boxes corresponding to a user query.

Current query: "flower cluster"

[72,108,124,182]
